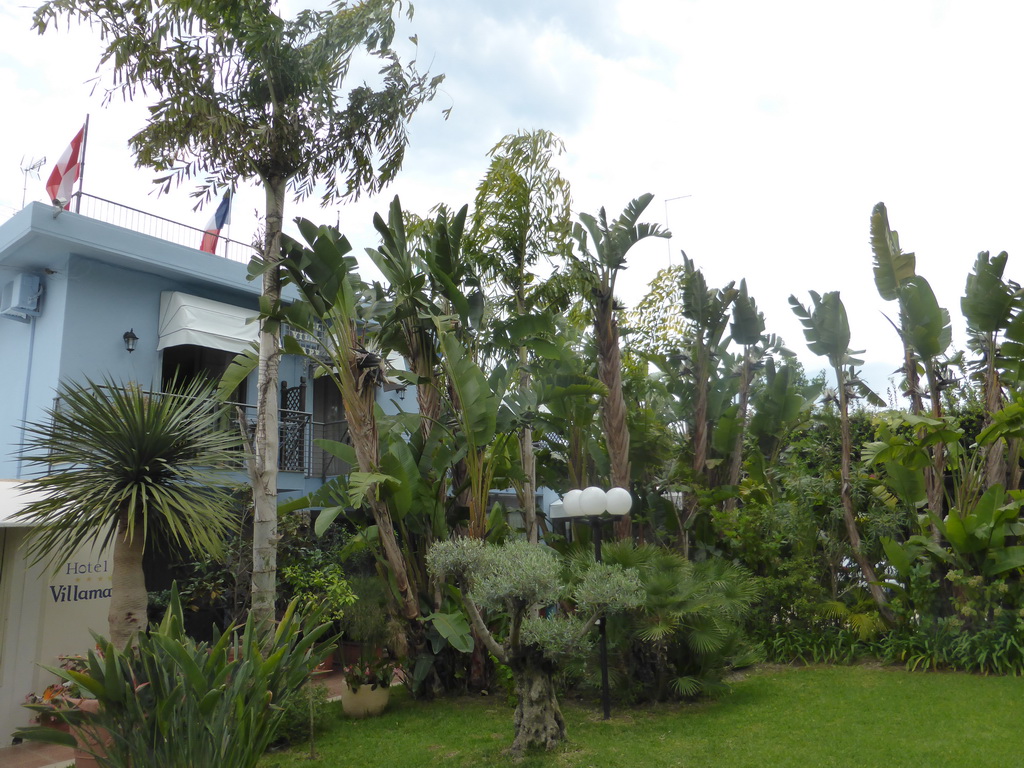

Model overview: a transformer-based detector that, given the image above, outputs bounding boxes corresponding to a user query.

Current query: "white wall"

[0,529,111,746]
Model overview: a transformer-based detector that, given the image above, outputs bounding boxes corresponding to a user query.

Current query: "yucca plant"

[16,586,335,767]
[16,377,243,648]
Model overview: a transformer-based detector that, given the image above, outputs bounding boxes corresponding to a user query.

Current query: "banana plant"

[274,219,419,620]
[721,280,793,510]
[790,290,892,621]
[883,485,1024,585]
[679,254,740,485]
[899,275,953,518]
[962,251,1021,488]
[870,202,921,412]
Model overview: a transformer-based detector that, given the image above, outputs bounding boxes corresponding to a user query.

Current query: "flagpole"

[75,114,90,213]
[221,190,232,256]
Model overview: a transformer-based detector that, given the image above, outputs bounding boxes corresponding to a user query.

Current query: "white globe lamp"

[562,489,584,518]
[579,486,608,517]
[605,487,632,517]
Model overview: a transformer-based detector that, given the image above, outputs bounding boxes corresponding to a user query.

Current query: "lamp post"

[560,485,632,719]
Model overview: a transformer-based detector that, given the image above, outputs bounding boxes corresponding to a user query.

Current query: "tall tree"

[472,129,572,543]
[35,0,443,625]
[571,194,669,538]
[790,290,893,621]
[962,252,1020,488]
[870,203,951,522]
[16,379,241,648]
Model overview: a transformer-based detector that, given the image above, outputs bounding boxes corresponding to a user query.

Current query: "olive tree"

[426,538,643,756]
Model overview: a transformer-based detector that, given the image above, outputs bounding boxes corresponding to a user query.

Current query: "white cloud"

[3,0,1024,390]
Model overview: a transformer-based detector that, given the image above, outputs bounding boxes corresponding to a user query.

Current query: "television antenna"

[664,194,691,266]
[20,156,47,209]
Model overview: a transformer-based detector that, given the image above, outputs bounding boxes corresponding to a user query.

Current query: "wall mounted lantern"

[123,328,139,353]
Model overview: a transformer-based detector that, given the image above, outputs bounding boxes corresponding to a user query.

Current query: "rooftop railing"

[69,192,257,264]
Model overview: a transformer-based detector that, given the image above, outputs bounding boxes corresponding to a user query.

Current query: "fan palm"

[16,378,242,648]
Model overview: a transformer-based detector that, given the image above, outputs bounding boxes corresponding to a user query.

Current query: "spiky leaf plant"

[17,377,242,648]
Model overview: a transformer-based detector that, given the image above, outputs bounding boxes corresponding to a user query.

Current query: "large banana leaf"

[869,202,916,301]
[962,251,1015,335]
[729,279,765,346]
[899,276,951,361]
[438,331,497,446]
[789,291,851,369]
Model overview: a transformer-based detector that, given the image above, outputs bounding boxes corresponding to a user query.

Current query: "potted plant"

[281,550,355,672]
[337,574,399,665]
[24,654,108,768]
[340,657,397,718]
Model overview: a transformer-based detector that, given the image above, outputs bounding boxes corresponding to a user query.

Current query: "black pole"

[593,515,611,719]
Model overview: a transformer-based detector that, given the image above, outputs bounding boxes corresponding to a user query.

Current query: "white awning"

[157,291,259,354]
[0,479,49,527]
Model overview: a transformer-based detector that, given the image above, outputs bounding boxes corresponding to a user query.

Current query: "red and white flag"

[46,124,86,209]
[200,191,232,254]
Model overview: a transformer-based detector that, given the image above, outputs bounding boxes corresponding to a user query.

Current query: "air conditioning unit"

[0,273,42,321]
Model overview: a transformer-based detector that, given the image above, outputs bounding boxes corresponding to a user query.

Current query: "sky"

[3,1,1024,396]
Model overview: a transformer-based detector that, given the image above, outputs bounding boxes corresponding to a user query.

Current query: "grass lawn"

[261,665,1024,767]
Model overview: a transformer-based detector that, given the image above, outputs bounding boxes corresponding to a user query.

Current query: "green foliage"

[879,612,1024,675]
[281,550,356,623]
[272,683,332,748]
[16,587,335,767]
[587,543,760,702]
[34,0,442,203]
[16,378,242,567]
[870,201,917,301]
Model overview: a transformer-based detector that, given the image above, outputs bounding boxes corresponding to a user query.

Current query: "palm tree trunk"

[345,357,419,620]
[983,346,1006,489]
[108,513,147,650]
[518,353,538,544]
[595,293,631,539]
[250,176,286,628]
[923,362,945,537]
[724,351,752,513]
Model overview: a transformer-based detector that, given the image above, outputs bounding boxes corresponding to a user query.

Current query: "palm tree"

[571,194,669,538]
[16,378,242,649]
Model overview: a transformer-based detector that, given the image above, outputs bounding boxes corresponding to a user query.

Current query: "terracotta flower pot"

[64,698,111,768]
[339,680,390,718]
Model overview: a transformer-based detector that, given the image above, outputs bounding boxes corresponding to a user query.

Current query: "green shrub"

[272,683,332,747]
[16,586,335,768]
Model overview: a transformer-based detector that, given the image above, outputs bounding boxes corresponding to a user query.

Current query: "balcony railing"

[69,192,257,264]
[232,402,352,479]
[53,388,351,480]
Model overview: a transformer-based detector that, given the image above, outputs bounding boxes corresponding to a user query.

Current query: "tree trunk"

[983,347,1006,489]
[595,293,632,539]
[108,513,147,650]
[837,369,894,624]
[250,176,286,629]
[724,350,752,513]
[518,352,538,544]
[510,653,566,756]
[346,354,419,621]
[924,363,945,537]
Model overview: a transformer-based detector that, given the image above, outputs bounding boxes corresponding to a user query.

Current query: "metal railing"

[53,388,351,479]
[228,404,352,479]
[70,192,257,264]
